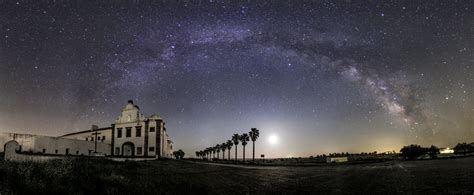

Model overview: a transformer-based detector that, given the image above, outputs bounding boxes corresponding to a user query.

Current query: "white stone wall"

[0,132,37,152]
[60,128,113,145]
[4,140,63,162]
[4,140,115,162]
[32,136,111,155]
[1,132,111,156]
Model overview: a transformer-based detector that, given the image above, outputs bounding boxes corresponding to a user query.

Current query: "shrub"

[453,143,474,155]
[400,144,428,160]
[427,145,440,159]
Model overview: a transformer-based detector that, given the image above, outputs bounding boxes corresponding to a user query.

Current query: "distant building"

[1,100,173,161]
[326,156,348,163]
[440,147,454,154]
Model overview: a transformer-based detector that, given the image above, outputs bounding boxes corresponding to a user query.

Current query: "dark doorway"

[122,142,135,157]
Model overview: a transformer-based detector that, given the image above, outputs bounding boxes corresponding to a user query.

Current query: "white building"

[326,156,348,163]
[1,100,173,160]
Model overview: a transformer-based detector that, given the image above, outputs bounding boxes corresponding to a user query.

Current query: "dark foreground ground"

[1,157,473,194]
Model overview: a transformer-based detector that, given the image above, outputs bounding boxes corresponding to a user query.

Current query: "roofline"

[59,126,113,137]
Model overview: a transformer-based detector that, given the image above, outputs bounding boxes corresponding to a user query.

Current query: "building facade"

[1,100,173,160]
[60,100,173,158]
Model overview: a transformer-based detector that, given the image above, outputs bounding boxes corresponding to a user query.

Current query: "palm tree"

[249,128,260,162]
[226,140,233,160]
[240,133,250,162]
[221,143,227,160]
[216,144,221,160]
[195,151,200,159]
[207,148,212,160]
[205,147,211,160]
[212,147,216,159]
[232,134,240,160]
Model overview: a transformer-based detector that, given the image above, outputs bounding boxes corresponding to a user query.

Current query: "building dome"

[149,114,161,119]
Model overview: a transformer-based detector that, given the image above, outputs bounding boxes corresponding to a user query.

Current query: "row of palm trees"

[195,128,260,162]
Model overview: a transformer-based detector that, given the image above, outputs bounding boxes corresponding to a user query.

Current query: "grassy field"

[0,157,473,194]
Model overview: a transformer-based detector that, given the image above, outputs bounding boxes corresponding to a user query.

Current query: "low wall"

[4,141,157,162]
[108,157,157,161]
[4,140,62,162]
[0,132,37,152]
[1,132,111,157]
[33,136,111,156]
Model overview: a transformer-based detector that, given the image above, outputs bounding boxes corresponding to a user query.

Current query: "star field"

[0,1,473,157]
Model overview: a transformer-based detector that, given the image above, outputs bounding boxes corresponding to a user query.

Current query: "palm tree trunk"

[235,146,238,161]
[228,149,230,160]
[252,141,255,162]
[243,146,246,162]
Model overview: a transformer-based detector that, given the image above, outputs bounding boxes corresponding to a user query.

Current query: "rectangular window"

[126,127,132,137]
[66,148,69,155]
[76,151,79,155]
[86,137,88,141]
[42,149,46,153]
[149,147,155,152]
[91,137,94,141]
[136,126,141,137]
[137,147,142,155]
[117,128,122,138]
[115,147,120,155]
[150,127,155,132]
[55,149,58,154]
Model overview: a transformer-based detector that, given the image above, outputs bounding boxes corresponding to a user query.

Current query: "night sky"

[0,1,473,157]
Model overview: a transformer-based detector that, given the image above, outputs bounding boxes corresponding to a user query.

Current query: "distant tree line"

[306,142,474,161]
[399,145,440,160]
[453,143,474,155]
[308,151,396,159]
[400,142,474,160]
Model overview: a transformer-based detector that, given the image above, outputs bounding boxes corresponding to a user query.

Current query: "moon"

[268,135,278,145]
